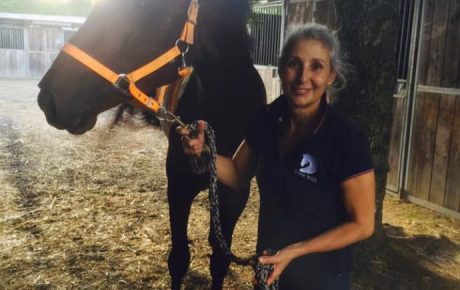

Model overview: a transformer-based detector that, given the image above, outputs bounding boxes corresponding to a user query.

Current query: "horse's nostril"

[37,90,57,125]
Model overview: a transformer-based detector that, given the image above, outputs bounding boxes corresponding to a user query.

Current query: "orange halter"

[61,0,199,114]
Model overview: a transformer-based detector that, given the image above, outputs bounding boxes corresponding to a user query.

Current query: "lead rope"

[187,121,279,290]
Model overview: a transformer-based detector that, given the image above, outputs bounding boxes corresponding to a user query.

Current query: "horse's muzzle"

[37,89,97,134]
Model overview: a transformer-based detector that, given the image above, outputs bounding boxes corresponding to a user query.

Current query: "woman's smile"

[292,86,313,96]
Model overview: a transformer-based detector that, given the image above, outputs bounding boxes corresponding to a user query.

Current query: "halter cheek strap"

[61,0,199,113]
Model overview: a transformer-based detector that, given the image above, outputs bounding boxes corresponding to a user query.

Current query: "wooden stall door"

[406,0,460,214]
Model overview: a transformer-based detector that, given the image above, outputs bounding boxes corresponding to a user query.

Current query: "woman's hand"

[258,248,295,286]
[176,120,206,157]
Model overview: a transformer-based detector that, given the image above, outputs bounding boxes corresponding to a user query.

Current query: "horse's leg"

[167,179,197,290]
[208,183,250,290]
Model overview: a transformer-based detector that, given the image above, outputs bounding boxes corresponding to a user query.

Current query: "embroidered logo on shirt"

[299,153,317,174]
[295,153,318,183]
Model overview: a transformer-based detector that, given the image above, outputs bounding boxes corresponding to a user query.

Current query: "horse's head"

[37,0,251,134]
[37,0,188,134]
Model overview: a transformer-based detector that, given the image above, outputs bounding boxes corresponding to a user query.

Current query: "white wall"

[255,65,281,104]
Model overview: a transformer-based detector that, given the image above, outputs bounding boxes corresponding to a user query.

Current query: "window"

[0,27,25,50]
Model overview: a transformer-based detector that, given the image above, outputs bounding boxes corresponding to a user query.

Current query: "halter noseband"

[61,0,199,115]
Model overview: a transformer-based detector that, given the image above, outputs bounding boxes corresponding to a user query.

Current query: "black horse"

[37,0,266,289]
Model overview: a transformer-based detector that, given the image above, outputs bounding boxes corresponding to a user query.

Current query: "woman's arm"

[216,140,258,188]
[259,170,376,285]
[178,121,258,189]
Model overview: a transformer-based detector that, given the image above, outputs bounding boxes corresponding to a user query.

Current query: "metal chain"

[188,121,279,290]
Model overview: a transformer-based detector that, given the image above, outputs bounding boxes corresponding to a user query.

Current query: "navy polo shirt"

[246,95,373,289]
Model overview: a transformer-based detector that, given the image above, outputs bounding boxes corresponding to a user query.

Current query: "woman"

[179,23,375,289]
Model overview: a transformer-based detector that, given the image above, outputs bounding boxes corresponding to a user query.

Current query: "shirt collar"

[267,94,329,136]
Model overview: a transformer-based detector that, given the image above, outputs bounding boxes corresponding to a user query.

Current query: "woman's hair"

[278,23,348,95]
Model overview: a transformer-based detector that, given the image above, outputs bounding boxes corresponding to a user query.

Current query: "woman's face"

[280,38,336,110]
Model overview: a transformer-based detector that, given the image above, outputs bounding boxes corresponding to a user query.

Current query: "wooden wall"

[407,93,460,212]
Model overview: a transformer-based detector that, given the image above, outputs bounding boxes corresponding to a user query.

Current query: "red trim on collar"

[313,97,329,135]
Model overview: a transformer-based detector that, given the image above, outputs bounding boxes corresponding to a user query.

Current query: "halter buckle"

[175,39,190,67]
[114,74,130,94]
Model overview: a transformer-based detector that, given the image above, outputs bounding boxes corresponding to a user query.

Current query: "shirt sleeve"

[337,126,374,182]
